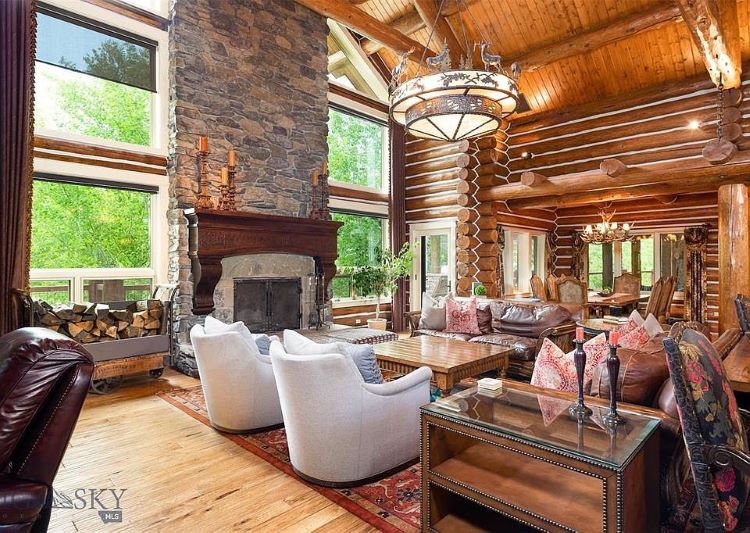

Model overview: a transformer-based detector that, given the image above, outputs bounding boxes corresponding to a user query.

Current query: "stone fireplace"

[167,0,330,375]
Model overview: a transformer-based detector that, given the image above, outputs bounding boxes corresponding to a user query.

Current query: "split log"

[599,158,628,177]
[703,139,737,164]
[520,171,547,187]
[477,229,499,242]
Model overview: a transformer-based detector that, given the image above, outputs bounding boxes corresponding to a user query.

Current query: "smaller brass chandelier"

[389,0,520,141]
[581,209,634,244]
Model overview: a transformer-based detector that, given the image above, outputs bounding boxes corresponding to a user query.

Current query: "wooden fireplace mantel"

[184,208,342,315]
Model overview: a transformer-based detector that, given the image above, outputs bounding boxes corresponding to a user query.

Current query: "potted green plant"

[352,243,412,330]
[473,284,487,298]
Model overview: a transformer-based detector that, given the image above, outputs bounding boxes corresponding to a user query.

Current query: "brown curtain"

[1,0,36,335]
[684,224,709,322]
[389,120,407,332]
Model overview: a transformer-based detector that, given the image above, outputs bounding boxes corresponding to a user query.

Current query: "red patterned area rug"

[158,386,421,532]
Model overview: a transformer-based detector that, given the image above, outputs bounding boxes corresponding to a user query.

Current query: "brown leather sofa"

[0,328,94,532]
[405,299,576,380]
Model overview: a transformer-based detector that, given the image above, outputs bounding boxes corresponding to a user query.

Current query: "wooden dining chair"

[555,277,589,318]
[645,277,665,317]
[658,276,677,323]
[546,273,559,302]
[613,272,640,297]
[530,274,546,301]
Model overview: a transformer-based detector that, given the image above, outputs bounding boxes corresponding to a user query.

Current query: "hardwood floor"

[49,369,376,532]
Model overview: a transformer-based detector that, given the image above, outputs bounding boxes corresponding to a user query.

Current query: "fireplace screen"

[234,277,302,333]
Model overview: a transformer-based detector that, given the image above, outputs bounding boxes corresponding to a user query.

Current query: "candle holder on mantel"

[309,169,321,219]
[196,137,215,209]
[603,332,626,427]
[569,328,592,418]
[227,163,237,210]
[320,161,331,221]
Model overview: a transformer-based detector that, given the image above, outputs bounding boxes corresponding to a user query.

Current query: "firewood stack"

[35,299,163,343]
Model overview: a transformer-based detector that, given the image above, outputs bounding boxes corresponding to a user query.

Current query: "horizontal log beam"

[511,2,682,72]
[295,0,433,60]
[508,174,750,209]
[481,151,750,202]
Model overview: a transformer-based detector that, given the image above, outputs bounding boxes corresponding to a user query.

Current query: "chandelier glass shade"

[390,70,519,141]
[581,210,633,244]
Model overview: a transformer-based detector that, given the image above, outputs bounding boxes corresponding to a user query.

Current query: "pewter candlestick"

[603,333,625,426]
[569,333,592,418]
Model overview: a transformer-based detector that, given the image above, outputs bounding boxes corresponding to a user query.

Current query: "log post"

[718,184,750,332]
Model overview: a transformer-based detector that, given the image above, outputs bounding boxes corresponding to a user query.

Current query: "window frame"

[503,229,547,296]
[29,175,158,303]
[585,229,686,293]
[34,0,169,156]
[327,103,390,196]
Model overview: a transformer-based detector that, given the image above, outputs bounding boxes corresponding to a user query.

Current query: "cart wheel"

[149,368,164,379]
[90,376,123,395]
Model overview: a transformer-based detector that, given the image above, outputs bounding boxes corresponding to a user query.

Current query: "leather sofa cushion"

[0,476,47,525]
[589,336,669,406]
[469,333,537,361]
[491,301,572,338]
[414,329,476,342]
[476,300,493,334]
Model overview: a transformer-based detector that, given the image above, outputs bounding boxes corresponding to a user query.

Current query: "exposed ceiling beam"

[361,10,424,55]
[510,3,682,72]
[361,0,479,56]
[413,0,465,65]
[675,0,742,88]
[478,151,750,202]
[294,0,433,61]
[507,175,749,210]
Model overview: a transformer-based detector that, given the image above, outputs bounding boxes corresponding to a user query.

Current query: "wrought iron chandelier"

[389,0,520,141]
[581,208,634,244]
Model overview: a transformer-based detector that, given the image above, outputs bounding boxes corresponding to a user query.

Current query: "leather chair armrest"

[536,322,576,354]
[403,311,421,337]
[714,328,744,360]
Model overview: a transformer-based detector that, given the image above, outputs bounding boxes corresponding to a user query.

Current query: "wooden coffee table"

[373,336,511,392]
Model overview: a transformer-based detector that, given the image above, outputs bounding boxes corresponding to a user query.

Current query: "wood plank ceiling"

[347,0,750,116]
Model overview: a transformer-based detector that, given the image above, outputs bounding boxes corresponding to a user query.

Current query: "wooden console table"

[421,381,661,532]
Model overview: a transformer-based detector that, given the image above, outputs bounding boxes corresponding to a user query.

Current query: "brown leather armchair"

[0,328,93,532]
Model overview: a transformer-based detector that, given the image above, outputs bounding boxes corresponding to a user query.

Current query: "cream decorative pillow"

[531,334,610,393]
[419,293,447,330]
[282,329,345,355]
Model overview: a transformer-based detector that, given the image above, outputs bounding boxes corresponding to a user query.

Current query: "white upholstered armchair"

[190,325,283,433]
[269,341,432,486]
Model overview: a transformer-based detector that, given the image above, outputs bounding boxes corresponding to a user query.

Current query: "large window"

[30,178,156,303]
[587,232,684,292]
[327,108,387,191]
[34,5,158,148]
[503,230,546,295]
[331,213,386,299]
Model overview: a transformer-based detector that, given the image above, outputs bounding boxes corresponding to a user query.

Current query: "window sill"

[332,297,392,309]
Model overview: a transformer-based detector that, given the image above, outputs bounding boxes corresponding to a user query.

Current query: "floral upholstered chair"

[663,329,750,532]
[530,274,546,301]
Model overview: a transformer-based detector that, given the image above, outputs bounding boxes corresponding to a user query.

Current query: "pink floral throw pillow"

[617,310,644,337]
[445,297,481,335]
[619,324,650,350]
[532,335,611,393]
[583,333,610,383]
[531,339,576,392]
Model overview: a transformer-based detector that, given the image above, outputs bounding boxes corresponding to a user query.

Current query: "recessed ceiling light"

[521,151,533,159]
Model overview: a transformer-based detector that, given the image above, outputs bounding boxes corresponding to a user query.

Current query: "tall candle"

[321,160,328,176]
[575,326,584,342]
[221,166,229,186]
[228,149,236,167]
[311,169,319,186]
[199,135,208,152]
[609,330,619,346]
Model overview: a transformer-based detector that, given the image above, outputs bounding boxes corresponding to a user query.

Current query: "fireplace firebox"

[234,277,302,333]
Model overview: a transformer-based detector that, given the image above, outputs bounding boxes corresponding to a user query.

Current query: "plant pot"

[367,318,387,330]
